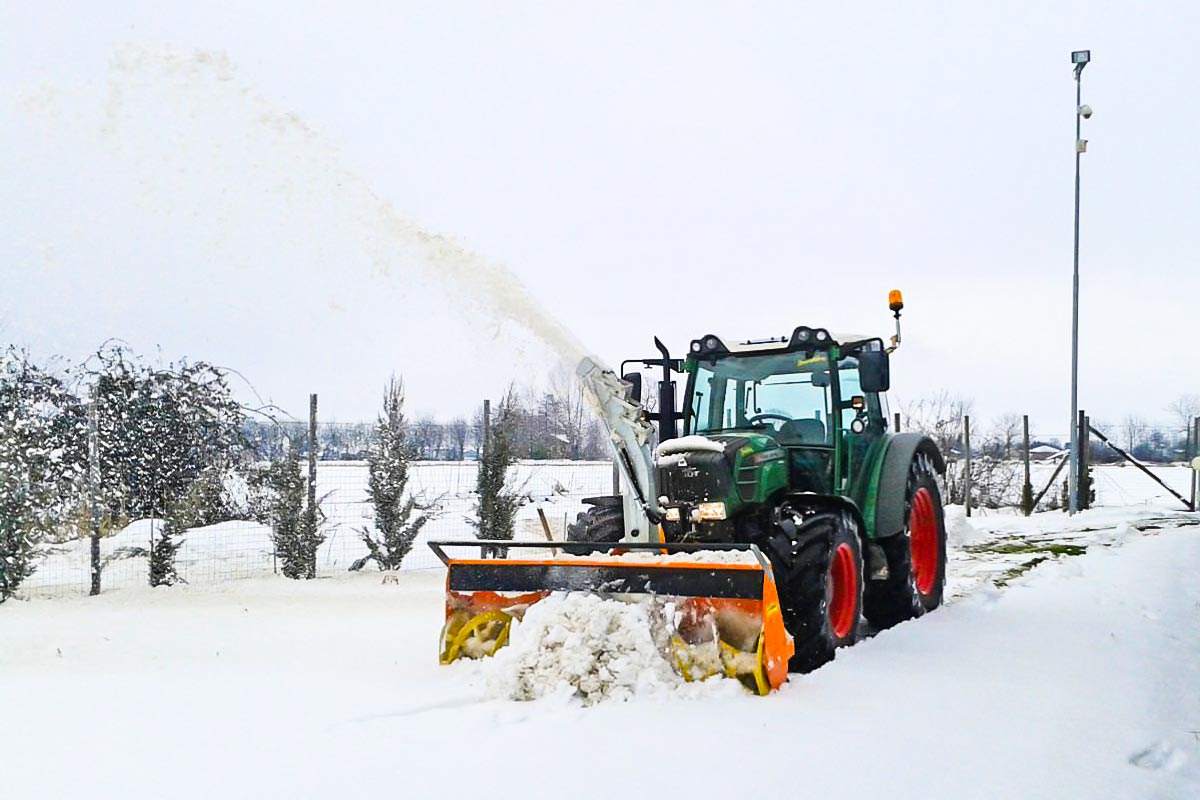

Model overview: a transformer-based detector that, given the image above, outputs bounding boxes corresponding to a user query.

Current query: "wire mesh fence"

[17,413,1200,598]
[24,460,615,597]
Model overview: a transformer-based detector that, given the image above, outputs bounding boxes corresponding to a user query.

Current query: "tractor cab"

[681,329,892,499]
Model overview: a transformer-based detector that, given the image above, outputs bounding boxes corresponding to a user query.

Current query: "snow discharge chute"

[429,541,794,695]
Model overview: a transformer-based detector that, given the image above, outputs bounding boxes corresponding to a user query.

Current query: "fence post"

[893,411,901,432]
[88,391,102,596]
[307,395,318,508]
[612,461,620,495]
[1192,416,1199,511]
[1077,409,1089,511]
[482,399,491,460]
[307,394,318,576]
[1021,414,1033,516]
[963,415,972,517]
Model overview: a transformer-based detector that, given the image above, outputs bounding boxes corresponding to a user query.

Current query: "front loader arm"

[576,357,662,542]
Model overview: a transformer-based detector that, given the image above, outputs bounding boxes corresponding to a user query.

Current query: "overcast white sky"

[3,1,1197,435]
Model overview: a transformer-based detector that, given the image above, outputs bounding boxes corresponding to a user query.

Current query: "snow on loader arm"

[428,540,794,695]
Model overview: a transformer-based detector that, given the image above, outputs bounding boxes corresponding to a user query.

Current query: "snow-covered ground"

[3,505,1198,798]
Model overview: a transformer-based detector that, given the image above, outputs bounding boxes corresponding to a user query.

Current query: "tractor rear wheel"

[863,454,947,630]
[777,511,863,673]
[565,496,624,544]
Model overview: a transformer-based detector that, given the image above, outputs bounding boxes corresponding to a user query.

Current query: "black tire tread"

[774,511,863,674]
[565,497,624,544]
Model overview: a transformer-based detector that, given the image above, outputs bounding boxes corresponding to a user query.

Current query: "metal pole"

[1084,410,1094,510]
[1191,416,1199,511]
[894,411,901,432]
[482,399,491,460]
[1068,65,1084,515]
[1021,414,1033,515]
[306,394,319,578]
[964,415,972,517]
[88,391,102,596]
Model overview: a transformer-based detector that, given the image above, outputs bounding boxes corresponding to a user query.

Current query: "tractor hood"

[655,432,788,522]
[655,433,777,465]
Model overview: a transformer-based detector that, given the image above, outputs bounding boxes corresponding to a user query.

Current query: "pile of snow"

[485,593,679,704]
[654,435,727,457]
[552,549,761,565]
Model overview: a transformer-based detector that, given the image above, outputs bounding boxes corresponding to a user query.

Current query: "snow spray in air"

[100,45,589,373]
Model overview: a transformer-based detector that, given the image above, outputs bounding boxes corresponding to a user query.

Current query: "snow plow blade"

[427,540,794,695]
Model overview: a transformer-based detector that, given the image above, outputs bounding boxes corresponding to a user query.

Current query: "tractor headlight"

[664,507,681,522]
[696,502,727,521]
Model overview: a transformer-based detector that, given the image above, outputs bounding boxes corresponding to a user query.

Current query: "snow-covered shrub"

[353,379,434,571]
[255,448,324,579]
[83,345,249,521]
[472,390,522,550]
[0,349,86,601]
[77,346,251,585]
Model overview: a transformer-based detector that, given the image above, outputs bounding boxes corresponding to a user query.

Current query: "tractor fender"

[782,492,868,545]
[874,434,946,540]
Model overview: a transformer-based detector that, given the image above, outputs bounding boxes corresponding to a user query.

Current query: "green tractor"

[566,291,948,671]
[431,292,948,691]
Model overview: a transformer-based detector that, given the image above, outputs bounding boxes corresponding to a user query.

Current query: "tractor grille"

[657,450,732,504]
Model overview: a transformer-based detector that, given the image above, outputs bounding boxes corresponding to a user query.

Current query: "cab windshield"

[688,351,833,445]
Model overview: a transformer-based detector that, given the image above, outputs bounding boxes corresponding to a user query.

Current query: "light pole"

[1068,49,1091,514]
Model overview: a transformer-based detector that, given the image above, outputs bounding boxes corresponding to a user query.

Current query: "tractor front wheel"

[780,511,863,673]
[863,455,947,630]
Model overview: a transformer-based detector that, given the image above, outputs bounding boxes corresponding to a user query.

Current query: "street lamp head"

[1072,50,1090,77]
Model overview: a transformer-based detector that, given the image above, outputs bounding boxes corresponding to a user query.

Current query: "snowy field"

[3,504,1198,799]
[23,459,1198,596]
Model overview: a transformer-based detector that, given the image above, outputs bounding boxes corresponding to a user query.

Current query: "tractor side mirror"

[622,372,643,403]
[859,350,890,393]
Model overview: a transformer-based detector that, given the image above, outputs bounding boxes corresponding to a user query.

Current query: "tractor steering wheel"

[747,413,791,430]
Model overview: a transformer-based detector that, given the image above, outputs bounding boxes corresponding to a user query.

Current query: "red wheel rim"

[909,487,939,596]
[828,542,858,639]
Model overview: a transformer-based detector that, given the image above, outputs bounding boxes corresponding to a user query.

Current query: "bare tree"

[989,413,1023,460]
[1167,394,1200,433]
[1121,415,1147,452]
[412,415,444,460]
[901,392,975,505]
[448,417,468,461]
[901,392,973,458]
[547,369,590,459]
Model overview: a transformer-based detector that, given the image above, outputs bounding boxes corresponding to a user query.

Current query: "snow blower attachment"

[428,540,794,695]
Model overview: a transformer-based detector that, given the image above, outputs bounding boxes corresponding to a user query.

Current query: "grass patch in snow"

[964,540,1088,557]
[963,539,1091,588]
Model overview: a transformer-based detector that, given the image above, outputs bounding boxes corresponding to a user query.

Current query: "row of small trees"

[0,345,528,601]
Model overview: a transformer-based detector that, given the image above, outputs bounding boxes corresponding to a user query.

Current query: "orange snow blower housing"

[430,540,794,695]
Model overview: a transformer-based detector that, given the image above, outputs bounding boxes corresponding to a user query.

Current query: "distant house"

[1029,444,1065,462]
